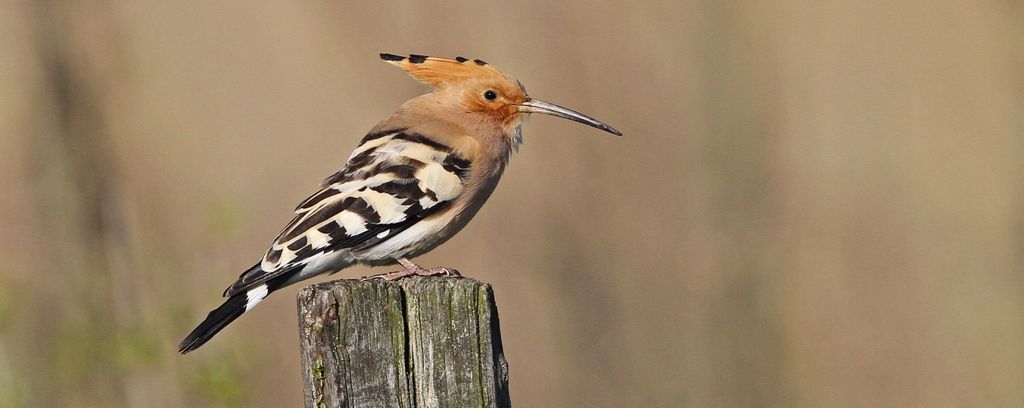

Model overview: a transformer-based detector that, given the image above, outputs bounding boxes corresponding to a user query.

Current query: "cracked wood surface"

[297,277,511,408]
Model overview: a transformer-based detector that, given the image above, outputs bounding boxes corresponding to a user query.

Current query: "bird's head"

[380,53,622,143]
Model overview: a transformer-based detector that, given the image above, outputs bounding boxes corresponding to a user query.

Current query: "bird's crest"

[380,53,511,89]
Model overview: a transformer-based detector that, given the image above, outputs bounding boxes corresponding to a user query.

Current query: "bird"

[178,53,622,353]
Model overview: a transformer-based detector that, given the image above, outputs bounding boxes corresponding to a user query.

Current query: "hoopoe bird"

[179,53,621,353]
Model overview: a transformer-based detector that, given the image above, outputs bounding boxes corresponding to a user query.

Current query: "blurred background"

[2,1,1022,407]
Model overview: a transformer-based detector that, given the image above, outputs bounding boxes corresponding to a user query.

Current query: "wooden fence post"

[297,276,511,408]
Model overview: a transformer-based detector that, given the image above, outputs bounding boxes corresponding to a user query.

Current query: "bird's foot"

[362,259,462,281]
[416,266,462,278]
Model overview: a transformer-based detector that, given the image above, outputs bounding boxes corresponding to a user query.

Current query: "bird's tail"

[178,292,250,353]
[178,279,280,354]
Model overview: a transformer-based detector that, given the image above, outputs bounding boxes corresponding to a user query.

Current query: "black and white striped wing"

[223,129,470,296]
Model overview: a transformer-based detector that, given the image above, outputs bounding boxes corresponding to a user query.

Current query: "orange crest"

[380,53,515,89]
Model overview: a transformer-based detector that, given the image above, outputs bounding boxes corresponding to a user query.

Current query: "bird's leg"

[364,258,462,281]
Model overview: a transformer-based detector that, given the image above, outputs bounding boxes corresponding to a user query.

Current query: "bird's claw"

[362,271,409,281]
[362,265,462,281]
[426,267,462,278]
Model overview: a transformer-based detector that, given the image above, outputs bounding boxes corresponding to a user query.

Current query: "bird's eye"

[483,90,498,101]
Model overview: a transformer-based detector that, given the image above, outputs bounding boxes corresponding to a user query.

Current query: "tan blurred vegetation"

[1,1,1022,407]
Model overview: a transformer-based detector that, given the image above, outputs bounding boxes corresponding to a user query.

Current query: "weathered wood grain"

[298,277,510,408]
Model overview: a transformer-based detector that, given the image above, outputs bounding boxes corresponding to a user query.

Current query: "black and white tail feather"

[178,268,290,353]
[178,127,469,353]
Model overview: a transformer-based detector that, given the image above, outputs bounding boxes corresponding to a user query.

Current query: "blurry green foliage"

[186,353,250,407]
[0,285,12,329]
[114,325,161,368]
[0,375,31,408]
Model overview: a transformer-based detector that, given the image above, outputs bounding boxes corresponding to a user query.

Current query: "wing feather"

[223,129,470,296]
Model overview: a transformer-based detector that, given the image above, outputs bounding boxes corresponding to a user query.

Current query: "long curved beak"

[518,99,622,136]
